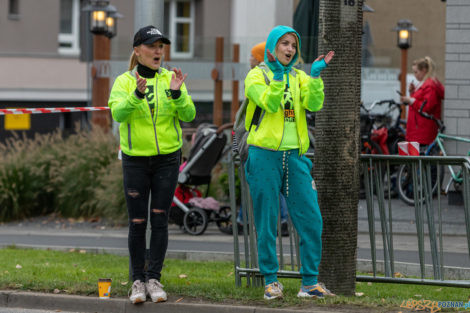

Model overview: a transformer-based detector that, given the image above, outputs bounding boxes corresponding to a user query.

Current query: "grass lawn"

[0,247,468,311]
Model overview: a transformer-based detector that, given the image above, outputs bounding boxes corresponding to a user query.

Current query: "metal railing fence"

[229,151,470,288]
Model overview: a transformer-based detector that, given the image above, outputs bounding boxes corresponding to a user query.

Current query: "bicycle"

[397,102,470,205]
[360,99,406,197]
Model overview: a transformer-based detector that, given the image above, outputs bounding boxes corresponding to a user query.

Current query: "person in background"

[401,56,444,146]
[244,25,335,300]
[108,25,196,304]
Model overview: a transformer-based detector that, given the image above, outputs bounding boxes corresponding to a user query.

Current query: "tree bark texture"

[314,0,363,296]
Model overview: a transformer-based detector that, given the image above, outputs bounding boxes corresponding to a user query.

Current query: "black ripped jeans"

[122,150,180,282]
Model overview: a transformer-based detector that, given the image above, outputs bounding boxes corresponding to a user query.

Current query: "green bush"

[0,127,120,222]
[48,128,118,217]
[0,126,232,224]
[93,159,127,224]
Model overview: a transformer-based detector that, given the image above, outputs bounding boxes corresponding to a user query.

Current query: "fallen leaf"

[4,271,9,274]
[355,292,364,297]
[73,264,77,267]
[69,248,76,253]
[79,250,86,254]
[81,269,86,273]
[186,281,191,285]
[175,297,184,303]
[414,294,422,297]
[381,298,385,303]
[45,262,49,266]
[121,281,128,286]
[367,282,372,286]
[435,288,442,292]
[179,274,187,279]
[15,264,22,269]
[394,272,404,278]
[53,289,60,294]
[89,217,101,223]
[227,272,233,277]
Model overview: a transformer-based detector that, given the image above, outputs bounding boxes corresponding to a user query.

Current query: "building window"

[8,0,20,19]
[166,0,195,59]
[58,0,80,55]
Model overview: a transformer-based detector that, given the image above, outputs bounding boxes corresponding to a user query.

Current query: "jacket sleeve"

[298,70,324,112]
[410,84,438,114]
[172,82,196,122]
[244,67,284,113]
[108,74,143,123]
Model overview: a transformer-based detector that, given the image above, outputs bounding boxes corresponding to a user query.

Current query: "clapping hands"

[170,68,188,90]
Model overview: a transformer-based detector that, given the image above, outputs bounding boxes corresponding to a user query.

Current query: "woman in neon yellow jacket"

[108,25,195,305]
[244,25,335,300]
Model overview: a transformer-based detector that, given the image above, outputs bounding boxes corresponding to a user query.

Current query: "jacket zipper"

[255,111,265,131]
[173,117,180,143]
[127,123,132,150]
[147,78,160,154]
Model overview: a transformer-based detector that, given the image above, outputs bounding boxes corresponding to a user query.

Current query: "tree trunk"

[314,0,363,296]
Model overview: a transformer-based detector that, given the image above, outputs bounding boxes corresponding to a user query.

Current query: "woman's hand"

[314,51,335,65]
[310,51,334,77]
[170,68,188,90]
[408,82,415,94]
[266,49,284,81]
[401,96,411,104]
[135,72,147,94]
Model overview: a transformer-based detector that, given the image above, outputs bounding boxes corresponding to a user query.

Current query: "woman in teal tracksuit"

[244,25,335,299]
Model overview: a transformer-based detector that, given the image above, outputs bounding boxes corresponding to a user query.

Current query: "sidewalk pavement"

[0,290,389,313]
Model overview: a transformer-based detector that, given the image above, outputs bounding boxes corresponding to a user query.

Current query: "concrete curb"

[0,290,357,313]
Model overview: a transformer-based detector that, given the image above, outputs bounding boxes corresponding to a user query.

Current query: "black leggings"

[122,150,180,282]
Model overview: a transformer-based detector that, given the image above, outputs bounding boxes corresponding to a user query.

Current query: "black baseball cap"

[133,25,171,47]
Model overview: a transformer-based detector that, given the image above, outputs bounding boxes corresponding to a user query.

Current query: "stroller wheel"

[183,207,208,236]
[216,206,233,235]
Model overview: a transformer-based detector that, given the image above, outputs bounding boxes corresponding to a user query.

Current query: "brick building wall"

[445,0,470,154]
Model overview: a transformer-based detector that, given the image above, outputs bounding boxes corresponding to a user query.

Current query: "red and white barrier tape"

[0,107,110,115]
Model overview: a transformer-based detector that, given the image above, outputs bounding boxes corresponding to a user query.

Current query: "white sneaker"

[129,280,146,304]
[264,281,284,300]
[146,279,167,303]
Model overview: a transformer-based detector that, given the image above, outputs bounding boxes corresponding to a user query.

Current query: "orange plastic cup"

[98,278,112,299]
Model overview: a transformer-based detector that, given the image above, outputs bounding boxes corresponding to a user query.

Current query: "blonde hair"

[128,51,138,71]
[413,56,436,81]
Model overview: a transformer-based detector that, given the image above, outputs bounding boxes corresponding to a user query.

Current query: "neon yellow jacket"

[244,64,324,154]
[108,67,196,156]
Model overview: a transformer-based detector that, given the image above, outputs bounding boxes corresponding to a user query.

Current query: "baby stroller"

[169,123,234,235]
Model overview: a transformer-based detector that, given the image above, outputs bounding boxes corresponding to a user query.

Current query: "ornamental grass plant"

[0,127,125,222]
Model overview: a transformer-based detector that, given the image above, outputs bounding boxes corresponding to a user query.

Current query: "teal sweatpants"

[245,146,322,286]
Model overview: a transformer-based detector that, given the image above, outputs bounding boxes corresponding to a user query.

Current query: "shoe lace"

[148,279,164,292]
[267,282,283,292]
[130,280,145,295]
[317,282,334,295]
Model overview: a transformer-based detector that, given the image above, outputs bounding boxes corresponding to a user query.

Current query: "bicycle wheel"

[397,145,444,206]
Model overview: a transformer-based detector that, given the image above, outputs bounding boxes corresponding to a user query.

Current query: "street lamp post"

[82,1,122,130]
[393,19,417,119]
